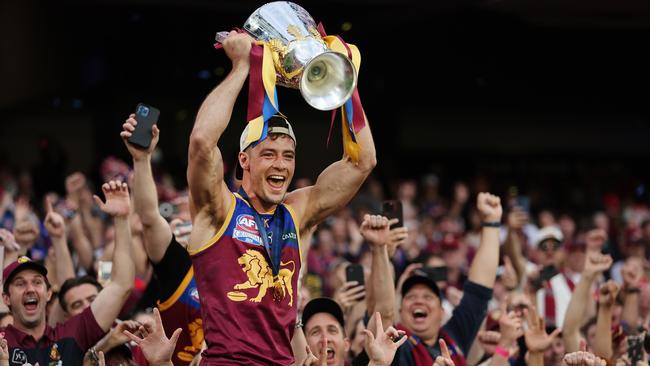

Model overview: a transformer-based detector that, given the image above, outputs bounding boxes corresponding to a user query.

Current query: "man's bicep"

[303,160,366,227]
[187,143,226,210]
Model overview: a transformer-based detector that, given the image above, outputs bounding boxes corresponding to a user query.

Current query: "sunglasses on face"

[539,240,561,251]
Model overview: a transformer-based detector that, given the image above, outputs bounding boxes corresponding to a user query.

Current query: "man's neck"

[421,328,440,347]
[14,319,47,340]
[241,183,278,213]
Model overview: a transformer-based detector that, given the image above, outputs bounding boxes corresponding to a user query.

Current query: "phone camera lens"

[139,106,150,117]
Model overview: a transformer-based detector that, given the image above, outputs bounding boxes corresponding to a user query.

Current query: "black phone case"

[346,264,365,287]
[382,200,404,228]
[128,103,160,149]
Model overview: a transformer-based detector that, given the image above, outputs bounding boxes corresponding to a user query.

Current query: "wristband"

[481,221,501,228]
[494,346,510,358]
[625,287,641,294]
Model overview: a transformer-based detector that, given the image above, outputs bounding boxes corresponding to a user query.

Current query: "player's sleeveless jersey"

[157,267,204,366]
[190,192,302,366]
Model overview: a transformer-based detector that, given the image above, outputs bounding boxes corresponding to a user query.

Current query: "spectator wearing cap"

[532,225,579,329]
[1,180,135,365]
[359,193,503,366]
[1,257,106,365]
[302,297,351,366]
[300,297,406,366]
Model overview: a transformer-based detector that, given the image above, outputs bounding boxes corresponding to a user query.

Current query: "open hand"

[93,181,131,218]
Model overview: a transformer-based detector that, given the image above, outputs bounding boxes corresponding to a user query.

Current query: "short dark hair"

[58,276,103,312]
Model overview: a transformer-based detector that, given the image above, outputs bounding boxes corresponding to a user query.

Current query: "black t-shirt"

[152,237,193,301]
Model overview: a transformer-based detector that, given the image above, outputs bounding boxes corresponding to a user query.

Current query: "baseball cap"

[302,297,345,329]
[401,275,442,300]
[236,114,297,180]
[534,226,564,248]
[3,256,48,293]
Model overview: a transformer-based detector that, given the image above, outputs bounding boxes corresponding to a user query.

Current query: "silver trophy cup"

[216,2,357,111]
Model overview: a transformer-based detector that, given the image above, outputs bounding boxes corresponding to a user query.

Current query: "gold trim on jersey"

[189,194,237,255]
[158,267,194,311]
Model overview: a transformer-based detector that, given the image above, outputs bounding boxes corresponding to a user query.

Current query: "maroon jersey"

[190,193,302,365]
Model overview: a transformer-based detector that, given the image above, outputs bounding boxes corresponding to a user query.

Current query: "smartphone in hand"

[128,103,160,149]
[382,200,404,228]
[346,263,365,288]
[628,335,644,365]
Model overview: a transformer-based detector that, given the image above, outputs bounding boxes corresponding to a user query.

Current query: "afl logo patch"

[233,214,263,246]
[190,287,200,303]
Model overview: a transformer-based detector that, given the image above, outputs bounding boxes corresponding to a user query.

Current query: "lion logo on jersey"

[227,249,295,306]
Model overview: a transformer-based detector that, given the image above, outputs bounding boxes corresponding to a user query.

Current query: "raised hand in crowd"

[120,113,160,160]
[0,333,8,366]
[301,343,327,366]
[364,312,407,366]
[93,181,131,218]
[361,214,398,327]
[124,308,182,366]
[564,251,614,352]
[333,281,365,316]
[562,343,607,366]
[94,320,143,354]
[525,305,561,353]
[0,228,20,251]
[433,339,455,366]
[622,256,643,335]
[44,196,75,289]
[87,180,135,333]
[477,330,501,354]
[594,280,620,362]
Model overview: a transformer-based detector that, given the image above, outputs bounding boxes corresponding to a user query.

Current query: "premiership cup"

[216,2,358,111]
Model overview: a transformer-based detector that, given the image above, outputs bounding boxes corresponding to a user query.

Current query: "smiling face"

[63,283,99,317]
[400,284,444,343]
[2,269,52,330]
[240,134,296,207]
[304,313,349,366]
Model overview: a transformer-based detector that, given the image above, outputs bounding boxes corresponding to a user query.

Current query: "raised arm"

[90,181,135,331]
[562,252,613,353]
[43,198,75,285]
[361,215,403,328]
[187,31,253,250]
[468,193,503,288]
[287,112,376,233]
[120,114,172,263]
[593,280,619,362]
[621,257,642,336]
[503,207,528,283]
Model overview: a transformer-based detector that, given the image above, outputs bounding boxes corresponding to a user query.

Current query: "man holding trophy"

[186,2,376,365]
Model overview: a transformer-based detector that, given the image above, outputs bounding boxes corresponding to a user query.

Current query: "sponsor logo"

[233,214,263,246]
[11,350,27,365]
[282,232,297,241]
[190,287,200,303]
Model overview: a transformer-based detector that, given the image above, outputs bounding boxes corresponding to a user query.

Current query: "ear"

[344,337,351,353]
[238,151,250,172]
[46,288,53,302]
[2,291,11,307]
